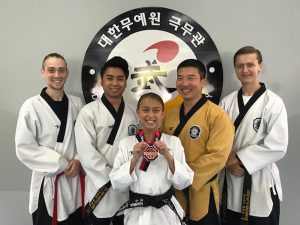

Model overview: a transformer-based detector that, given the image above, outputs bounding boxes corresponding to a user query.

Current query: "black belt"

[114,188,186,225]
[221,170,252,225]
[85,181,111,214]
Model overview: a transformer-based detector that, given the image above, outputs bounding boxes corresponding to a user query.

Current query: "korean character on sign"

[169,16,181,31]
[181,22,194,36]
[134,13,147,26]
[97,34,113,47]
[107,24,122,39]
[149,12,160,26]
[191,31,206,47]
[120,17,134,31]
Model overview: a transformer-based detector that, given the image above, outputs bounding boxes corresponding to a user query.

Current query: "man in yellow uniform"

[161,59,234,225]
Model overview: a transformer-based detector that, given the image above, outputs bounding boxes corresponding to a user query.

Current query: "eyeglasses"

[46,67,67,74]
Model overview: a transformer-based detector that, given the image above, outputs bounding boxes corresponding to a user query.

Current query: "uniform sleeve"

[15,105,68,177]
[219,98,226,109]
[237,99,288,174]
[189,111,234,191]
[109,139,137,192]
[75,109,111,188]
[168,137,194,190]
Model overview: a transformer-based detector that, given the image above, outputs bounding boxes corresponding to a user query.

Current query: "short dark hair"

[100,56,129,79]
[177,59,206,79]
[137,92,164,111]
[234,46,263,65]
[42,53,67,69]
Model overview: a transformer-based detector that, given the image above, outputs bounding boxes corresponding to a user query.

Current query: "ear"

[40,68,45,77]
[258,62,263,73]
[136,108,141,120]
[200,78,206,87]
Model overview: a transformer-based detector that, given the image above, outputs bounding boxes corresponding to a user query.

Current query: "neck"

[142,128,157,142]
[105,94,122,111]
[242,82,261,96]
[183,95,202,115]
[46,88,64,101]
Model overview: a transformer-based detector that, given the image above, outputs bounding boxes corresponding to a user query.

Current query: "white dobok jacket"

[75,98,138,218]
[15,94,83,221]
[110,134,194,225]
[219,89,288,217]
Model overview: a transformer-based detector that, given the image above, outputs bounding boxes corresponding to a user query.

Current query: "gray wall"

[1,0,299,224]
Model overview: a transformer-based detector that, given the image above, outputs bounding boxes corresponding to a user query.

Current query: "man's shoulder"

[266,89,283,101]
[66,94,81,102]
[80,99,99,110]
[164,104,180,116]
[21,94,42,108]
[205,100,230,118]
[221,91,239,102]
[66,94,83,107]
[124,101,137,114]
[265,89,286,111]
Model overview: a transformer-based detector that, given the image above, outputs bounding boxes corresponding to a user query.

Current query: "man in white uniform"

[219,46,288,225]
[15,53,84,225]
[75,56,138,225]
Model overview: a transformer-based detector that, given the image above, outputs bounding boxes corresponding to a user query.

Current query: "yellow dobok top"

[161,97,234,221]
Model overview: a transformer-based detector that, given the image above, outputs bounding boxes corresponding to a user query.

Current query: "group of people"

[15,45,288,225]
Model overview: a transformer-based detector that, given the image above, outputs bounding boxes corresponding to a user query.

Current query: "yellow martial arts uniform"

[161,97,234,221]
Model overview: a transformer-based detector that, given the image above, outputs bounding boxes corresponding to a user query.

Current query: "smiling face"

[101,67,127,101]
[136,96,164,133]
[40,57,68,92]
[234,53,262,86]
[176,66,205,105]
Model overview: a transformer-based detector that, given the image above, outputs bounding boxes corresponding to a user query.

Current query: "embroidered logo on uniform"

[189,125,201,139]
[128,125,138,136]
[253,118,261,132]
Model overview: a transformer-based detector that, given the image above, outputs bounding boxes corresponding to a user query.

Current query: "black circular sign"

[82,7,223,105]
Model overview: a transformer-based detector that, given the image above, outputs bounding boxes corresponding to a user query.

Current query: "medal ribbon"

[137,129,161,171]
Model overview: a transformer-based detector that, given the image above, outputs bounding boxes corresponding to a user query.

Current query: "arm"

[161,137,194,190]
[110,139,138,192]
[190,112,234,191]
[15,104,68,177]
[75,109,111,189]
[130,142,146,173]
[236,99,288,174]
[226,151,245,177]
[154,140,175,174]
[64,159,81,177]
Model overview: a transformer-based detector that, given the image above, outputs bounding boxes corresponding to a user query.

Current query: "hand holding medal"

[153,141,169,158]
[132,142,148,161]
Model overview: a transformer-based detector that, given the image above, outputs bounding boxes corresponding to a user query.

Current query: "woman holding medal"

[110,92,194,225]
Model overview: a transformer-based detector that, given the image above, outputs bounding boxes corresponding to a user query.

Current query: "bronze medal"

[143,145,158,161]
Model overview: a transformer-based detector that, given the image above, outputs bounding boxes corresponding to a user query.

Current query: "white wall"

[1,0,299,224]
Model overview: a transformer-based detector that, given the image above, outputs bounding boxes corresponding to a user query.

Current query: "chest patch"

[189,125,201,139]
[128,124,138,136]
[253,118,261,132]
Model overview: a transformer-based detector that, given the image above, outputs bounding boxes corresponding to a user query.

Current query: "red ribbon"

[51,171,85,225]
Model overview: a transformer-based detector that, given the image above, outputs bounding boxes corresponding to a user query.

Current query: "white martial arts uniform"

[15,93,83,221]
[110,133,194,225]
[75,96,138,218]
[219,88,288,217]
